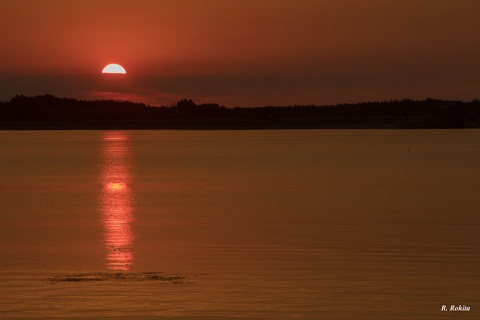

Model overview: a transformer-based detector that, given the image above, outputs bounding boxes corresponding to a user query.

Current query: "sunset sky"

[1,0,479,107]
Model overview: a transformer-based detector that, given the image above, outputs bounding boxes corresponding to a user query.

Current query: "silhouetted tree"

[1,95,479,129]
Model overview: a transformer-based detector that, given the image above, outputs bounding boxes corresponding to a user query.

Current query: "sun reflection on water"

[100,131,134,271]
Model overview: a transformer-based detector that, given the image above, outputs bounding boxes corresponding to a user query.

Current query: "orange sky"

[1,0,479,106]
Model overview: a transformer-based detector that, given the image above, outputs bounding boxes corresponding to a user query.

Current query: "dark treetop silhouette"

[0,95,479,129]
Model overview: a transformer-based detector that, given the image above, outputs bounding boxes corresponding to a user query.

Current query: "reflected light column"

[100,131,134,271]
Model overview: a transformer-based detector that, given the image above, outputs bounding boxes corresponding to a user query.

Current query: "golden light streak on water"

[100,131,134,271]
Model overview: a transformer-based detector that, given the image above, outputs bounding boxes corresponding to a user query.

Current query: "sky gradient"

[1,0,479,107]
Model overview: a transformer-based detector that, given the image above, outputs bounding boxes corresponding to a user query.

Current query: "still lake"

[0,129,479,319]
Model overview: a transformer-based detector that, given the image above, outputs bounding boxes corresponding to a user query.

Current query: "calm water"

[0,129,479,319]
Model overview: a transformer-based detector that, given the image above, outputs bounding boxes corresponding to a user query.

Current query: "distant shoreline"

[1,117,478,130]
[1,95,479,130]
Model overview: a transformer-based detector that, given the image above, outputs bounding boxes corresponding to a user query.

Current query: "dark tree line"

[0,94,479,123]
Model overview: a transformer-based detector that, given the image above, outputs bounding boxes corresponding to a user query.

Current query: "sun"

[102,64,126,74]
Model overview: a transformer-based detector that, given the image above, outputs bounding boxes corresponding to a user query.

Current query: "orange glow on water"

[107,182,127,191]
[100,131,134,270]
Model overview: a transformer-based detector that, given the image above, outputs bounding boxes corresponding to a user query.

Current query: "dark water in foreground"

[0,129,479,319]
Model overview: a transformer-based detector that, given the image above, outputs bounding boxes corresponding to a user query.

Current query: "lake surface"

[0,129,479,319]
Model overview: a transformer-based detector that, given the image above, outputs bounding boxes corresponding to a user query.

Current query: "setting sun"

[102,64,126,74]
